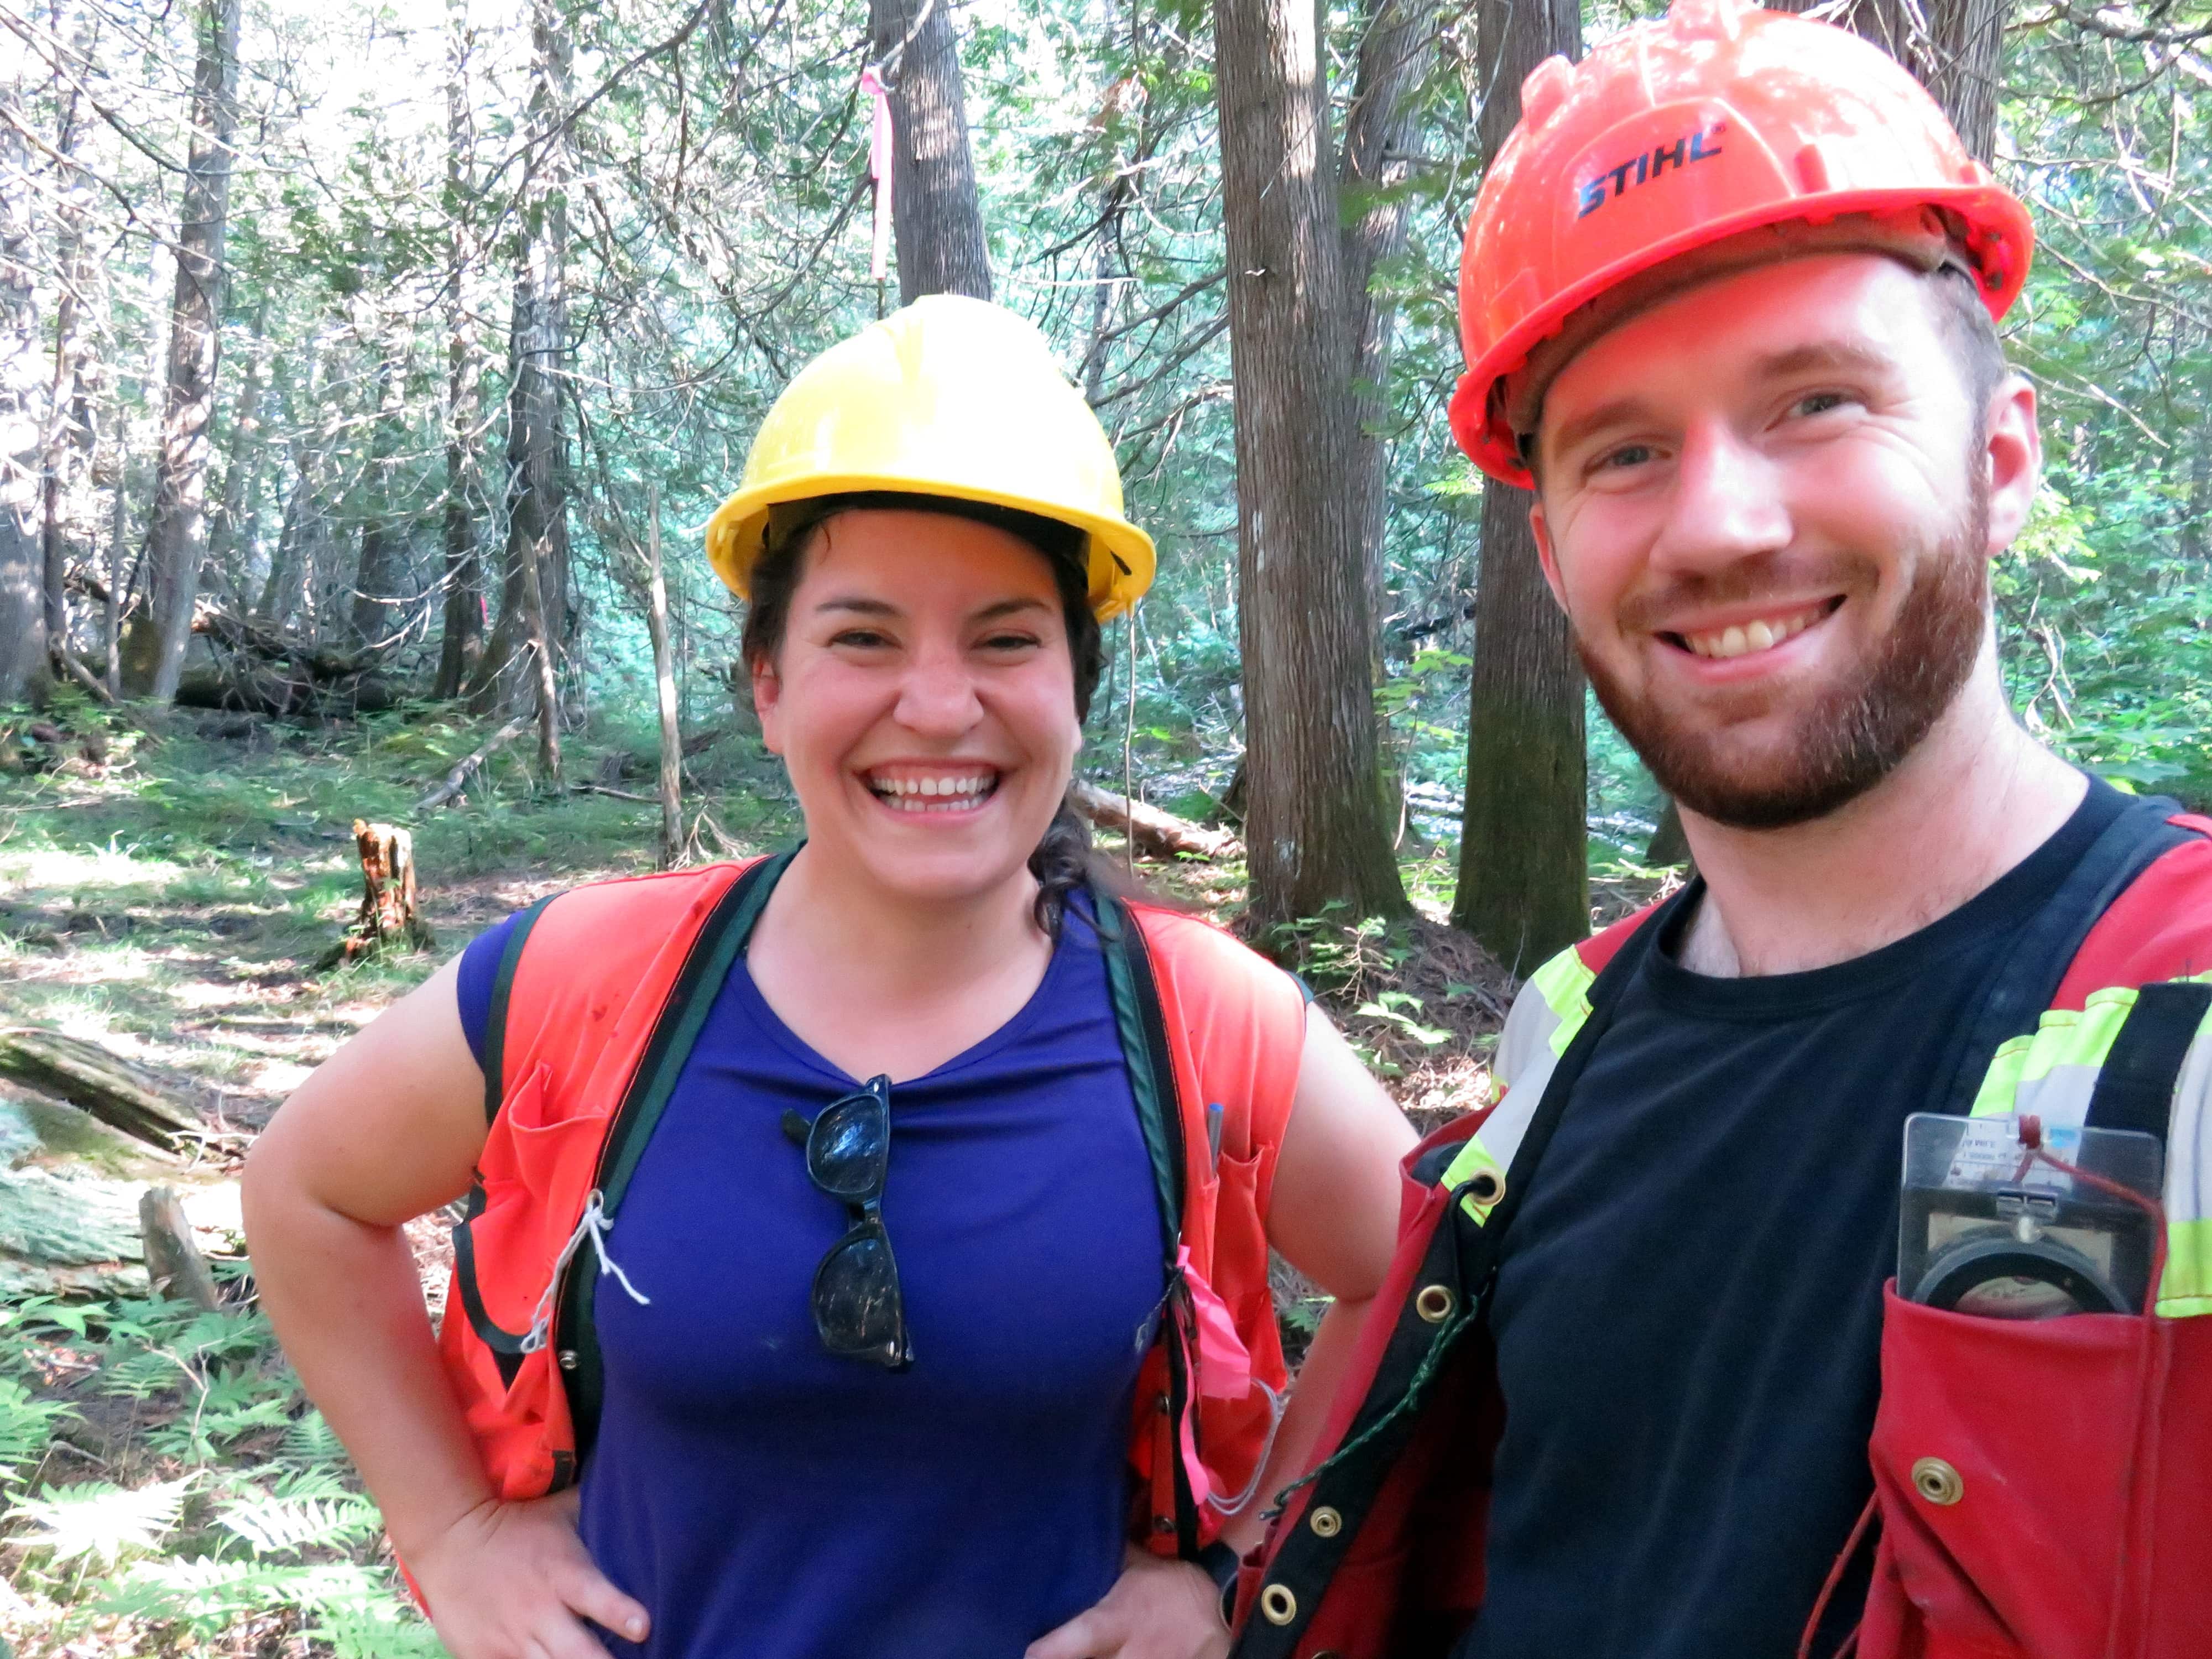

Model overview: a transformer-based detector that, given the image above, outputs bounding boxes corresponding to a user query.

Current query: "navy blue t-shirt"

[456,894,1165,1659]
[1459,781,2126,1659]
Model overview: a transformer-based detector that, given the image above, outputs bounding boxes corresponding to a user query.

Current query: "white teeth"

[868,771,998,811]
[1682,605,1824,660]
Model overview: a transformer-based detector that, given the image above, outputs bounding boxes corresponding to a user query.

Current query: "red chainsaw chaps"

[1861,1284,2212,1659]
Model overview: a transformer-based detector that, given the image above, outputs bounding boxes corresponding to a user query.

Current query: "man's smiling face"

[1528,253,2027,830]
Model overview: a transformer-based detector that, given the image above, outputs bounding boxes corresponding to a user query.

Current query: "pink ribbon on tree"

[860,66,894,281]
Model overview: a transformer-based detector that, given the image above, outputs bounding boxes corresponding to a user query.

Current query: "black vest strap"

[2084,980,2212,1147]
[1933,792,2189,1120]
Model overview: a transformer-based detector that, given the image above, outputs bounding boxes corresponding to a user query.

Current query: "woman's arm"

[1026,1008,1415,1658]
[242,957,649,1659]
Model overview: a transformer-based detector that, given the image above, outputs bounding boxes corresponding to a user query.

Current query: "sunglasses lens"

[813,1227,906,1365]
[810,1092,890,1201]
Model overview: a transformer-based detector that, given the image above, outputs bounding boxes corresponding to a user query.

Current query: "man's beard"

[1582,487,1990,832]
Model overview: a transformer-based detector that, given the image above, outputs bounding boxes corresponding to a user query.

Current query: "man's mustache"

[1615,551,1874,635]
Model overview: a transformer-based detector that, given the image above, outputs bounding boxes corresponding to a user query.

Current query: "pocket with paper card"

[1897,1113,2163,1319]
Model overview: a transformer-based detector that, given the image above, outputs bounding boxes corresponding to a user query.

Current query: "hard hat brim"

[706,473,1158,622]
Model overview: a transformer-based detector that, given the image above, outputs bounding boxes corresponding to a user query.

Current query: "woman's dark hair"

[738,490,1108,936]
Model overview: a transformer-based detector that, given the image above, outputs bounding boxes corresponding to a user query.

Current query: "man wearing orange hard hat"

[1226,5,2212,1658]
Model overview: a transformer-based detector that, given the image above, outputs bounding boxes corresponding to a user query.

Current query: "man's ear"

[1528,498,1571,614]
[750,655,785,757]
[1982,372,2042,559]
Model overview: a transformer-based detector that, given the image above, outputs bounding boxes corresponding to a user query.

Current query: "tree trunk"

[207,294,269,607]
[868,0,993,303]
[139,0,243,703]
[1645,798,1691,868]
[0,74,46,703]
[1339,0,1438,614]
[1766,0,2010,165]
[435,7,486,700]
[473,0,571,718]
[646,486,683,870]
[1452,0,1587,973]
[348,342,410,645]
[1214,0,1408,925]
[104,441,126,697]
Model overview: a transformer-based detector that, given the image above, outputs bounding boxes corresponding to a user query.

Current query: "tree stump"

[318,820,436,970]
[139,1186,222,1311]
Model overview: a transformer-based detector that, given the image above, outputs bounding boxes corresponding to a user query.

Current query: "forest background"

[0,0,2208,1651]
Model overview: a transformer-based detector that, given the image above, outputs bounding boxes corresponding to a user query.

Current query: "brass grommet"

[1911,1457,1964,1506]
[1308,1505,1343,1538]
[1258,1583,1298,1626]
[1415,1284,1456,1323]
[1466,1169,1504,1206]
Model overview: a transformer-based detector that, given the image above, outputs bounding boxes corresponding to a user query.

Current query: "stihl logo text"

[1575,124,1726,219]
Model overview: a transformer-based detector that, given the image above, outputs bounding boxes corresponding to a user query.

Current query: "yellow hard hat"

[705,295,1156,619]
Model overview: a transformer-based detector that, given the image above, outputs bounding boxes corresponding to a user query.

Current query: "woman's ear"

[750,655,785,756]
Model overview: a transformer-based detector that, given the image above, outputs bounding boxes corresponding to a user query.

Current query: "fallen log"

[414,714,533,812]
[0,1029,201,1155]
[1070,780,1240,861]
[571,781,656,804]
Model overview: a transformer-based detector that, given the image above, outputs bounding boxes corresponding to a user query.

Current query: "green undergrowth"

[0,1283,444,1658]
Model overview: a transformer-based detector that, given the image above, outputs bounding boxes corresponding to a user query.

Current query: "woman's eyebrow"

[815,596,902,618]
[971,597,1053,623]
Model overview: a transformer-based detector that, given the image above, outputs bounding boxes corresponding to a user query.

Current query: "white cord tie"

[519,1189,650,1355]
[1202,1377,1288,1516]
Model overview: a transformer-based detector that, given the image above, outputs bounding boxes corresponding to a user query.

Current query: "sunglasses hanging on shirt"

[783,1075,913,1370]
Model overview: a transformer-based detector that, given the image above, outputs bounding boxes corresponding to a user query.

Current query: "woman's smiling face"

[751,508,1083,909]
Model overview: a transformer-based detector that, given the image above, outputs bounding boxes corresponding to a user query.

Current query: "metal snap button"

[1911,1457,1964,1506]
[1258,1583,1298,1626]
[1415,1284,1456,1323]
[557,1349,579,1371]
[1308,1505,1342,1538]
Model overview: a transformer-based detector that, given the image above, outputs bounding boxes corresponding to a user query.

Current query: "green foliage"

[0,1291,442,1655]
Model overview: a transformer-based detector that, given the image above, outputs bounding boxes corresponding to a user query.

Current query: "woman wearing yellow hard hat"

[244,294,1413,1659]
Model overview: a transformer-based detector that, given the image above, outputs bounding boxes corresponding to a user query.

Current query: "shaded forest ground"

[0,696,1663,1656]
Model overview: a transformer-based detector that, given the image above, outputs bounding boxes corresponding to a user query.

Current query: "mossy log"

[0,1029,201,1155]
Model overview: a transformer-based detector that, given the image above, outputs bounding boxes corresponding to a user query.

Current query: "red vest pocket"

[1863,1282,2212,1659]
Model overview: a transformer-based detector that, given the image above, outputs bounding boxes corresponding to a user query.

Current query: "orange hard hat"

[1448,0,2034,487]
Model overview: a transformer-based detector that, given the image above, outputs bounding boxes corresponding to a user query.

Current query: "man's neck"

[1677,680,2088,978]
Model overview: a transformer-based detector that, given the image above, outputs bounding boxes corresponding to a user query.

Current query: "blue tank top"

[456,893,1165,1658]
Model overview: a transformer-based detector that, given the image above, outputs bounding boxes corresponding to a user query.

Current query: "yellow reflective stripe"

[1530,948,1597,1060]
[1968,988,2141,1117]
[2158,1215,2212,1316]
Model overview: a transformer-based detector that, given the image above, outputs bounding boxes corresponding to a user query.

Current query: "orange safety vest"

[435,851,1308,1559]
[1230,798,2212,1659]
